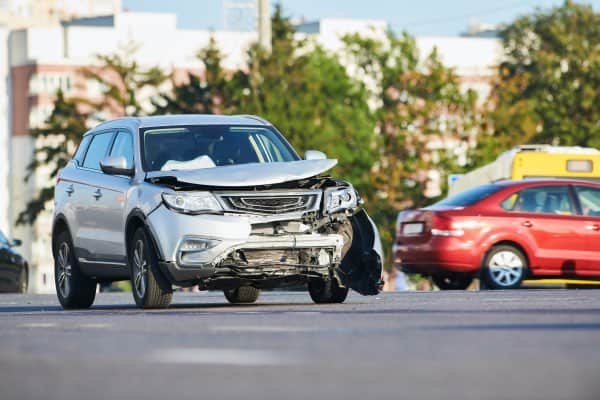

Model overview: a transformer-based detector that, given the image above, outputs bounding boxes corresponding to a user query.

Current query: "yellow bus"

[449,144,600,287]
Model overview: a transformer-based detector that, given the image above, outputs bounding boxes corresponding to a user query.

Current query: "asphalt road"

[1,289,599,400]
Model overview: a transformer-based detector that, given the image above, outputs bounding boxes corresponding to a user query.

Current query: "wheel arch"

[51,214,72,259]
[482,240,531,274]
[125,209,164,261]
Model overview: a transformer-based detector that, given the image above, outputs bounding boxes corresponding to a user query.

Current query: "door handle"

[522,220,533,228]
[93,189,103,200]
[585,224,600,231]
[65,184,74,196]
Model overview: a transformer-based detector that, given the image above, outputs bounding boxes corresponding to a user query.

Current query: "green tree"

[474,1,600,164]
[82,43,168,116]
[235,5,377,189]
[154,37,235,115]
[16,90,89,225]
[343,32,479,268]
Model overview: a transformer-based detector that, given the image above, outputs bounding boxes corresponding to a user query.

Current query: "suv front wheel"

[308,278,349,304]
[129,228,173,309]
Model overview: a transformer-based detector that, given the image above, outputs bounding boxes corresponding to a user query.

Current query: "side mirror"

[11,239,22,247]
[305,150,327,161]
[100,155,134,177]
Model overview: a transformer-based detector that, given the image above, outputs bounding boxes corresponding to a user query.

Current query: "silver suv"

[52,115,383,309]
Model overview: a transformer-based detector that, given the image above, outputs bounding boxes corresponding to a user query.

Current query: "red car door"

[573,185,600,276]
[503,185,588,276]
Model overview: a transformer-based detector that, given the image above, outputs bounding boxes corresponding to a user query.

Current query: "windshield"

[430,184,503,208]
[141,125,300,172]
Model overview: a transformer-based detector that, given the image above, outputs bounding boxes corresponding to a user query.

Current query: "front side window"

[141,125,299,172]
[109,131,134,169]
[502,185,575,215]
[82,131,114,170]
[574,186,600,217]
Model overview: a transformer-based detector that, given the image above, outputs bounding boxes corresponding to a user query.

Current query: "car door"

[503,185,588,275]
[96,130,134,262]
[572,185,600,275]
[75,130,116,262]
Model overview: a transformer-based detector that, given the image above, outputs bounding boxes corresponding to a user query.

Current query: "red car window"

[574,186,600,217]
[501,185,576,215]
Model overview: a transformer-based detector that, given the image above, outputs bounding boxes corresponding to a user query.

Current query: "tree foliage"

[474,0,600,164]
[81,43,168,117]
[154,37,235,115]
[16,90,88,225]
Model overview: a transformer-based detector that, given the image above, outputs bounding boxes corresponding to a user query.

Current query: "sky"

[121,0,600,36]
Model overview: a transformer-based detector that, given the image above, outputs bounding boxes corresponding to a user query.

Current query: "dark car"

[394,179,600,290]
[0,230,28,293]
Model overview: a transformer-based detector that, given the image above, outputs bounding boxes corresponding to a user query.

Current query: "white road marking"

[150,348,294,366]
[77,323,111,329]
[17,322,58,329]
[211,325,318,333]
[284,311,322,315]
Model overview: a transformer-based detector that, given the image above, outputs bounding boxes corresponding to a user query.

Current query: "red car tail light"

[431,213,464,237]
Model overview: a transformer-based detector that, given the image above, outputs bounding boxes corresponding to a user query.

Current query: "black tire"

[224,286,260,304]
[432,274,473,290]
[481,245,527,290]
[129,228,173,309]
[54,230,96,309]
[308,278,349,304]
[18,265,28,294]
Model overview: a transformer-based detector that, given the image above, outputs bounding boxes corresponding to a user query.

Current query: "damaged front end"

[148,173,383,296]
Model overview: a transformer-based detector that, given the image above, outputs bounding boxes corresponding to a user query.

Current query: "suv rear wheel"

[432,274,473,290]
[54,231,96,309]
[481,245,526,290]
[308,278,349,304]
[129,228,173,309]
[224,286,261,304]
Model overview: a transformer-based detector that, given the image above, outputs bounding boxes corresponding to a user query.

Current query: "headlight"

[162,192,223,214]
[324,186,358,214]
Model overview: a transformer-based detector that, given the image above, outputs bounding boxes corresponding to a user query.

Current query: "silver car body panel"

[146,159,338,188]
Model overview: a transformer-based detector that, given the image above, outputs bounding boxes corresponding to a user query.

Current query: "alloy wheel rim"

[57,242,72,298]
[488,250,524,287]
[133,240,148,299]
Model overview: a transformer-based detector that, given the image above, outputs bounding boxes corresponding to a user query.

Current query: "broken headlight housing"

[162,192,223,214]
[324,186,358,214]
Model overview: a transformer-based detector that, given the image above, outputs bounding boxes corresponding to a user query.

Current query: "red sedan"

[393,179,600,289]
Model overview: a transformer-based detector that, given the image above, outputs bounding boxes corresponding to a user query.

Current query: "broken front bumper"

[147,205,345,284]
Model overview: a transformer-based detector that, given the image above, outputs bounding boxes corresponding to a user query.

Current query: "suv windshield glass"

[429,184,503,208]
[142,125,299,172]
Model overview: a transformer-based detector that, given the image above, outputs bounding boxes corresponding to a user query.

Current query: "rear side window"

[109,131,134,169]
[574,186,600,217]
[82,132,114,170]
[73,135,92,166]
[433,184,502,208]
[502,185,575,215]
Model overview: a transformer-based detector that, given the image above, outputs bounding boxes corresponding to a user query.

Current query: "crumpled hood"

[146,159,338,187]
